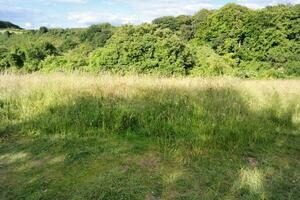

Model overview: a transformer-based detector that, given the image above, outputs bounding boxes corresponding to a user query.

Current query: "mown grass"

[0,74,299,200]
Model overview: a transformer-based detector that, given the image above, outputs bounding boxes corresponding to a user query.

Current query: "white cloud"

[67,0,219,26]
[237,0,300,9]
[108,0,218,22]
[67,0,300,26]
[1,0,299,28]
[24,22,32,28]
[67,11,140,26]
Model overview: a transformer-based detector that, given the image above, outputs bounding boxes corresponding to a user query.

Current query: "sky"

[0,0,299,29]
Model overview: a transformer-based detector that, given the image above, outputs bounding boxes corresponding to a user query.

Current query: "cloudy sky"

[0,0,299,29]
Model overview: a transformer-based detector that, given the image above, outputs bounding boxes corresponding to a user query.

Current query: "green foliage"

[192,9,212,31]
[284,61,300,76]
[7,48,26,69]
[152,16,180,31]
[0,40,58,71]
[0,48,9,69]
[59,39,78,51]
[89,24,193,75]
[196,3,251,55]
[193,3,300,78]
[40,44,92,72]
[39,26,49,33]
[23,41,58,71]
[0,4,299,78]
[190,45,236,76]
[153,15,194,40]
[236,60,277,78]
[80,23,114,48]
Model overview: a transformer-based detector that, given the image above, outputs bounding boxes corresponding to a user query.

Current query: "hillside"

[0,20,22,29]
[0,4,299,78]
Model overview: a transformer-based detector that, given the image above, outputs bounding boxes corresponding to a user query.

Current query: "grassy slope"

[0,74,299,200]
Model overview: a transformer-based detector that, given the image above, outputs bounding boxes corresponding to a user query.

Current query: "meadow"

[0,73,299,199]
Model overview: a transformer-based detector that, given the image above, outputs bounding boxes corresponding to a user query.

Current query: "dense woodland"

[0,3,299,78]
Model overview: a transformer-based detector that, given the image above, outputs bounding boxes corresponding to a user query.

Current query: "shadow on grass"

[0,86,299,199]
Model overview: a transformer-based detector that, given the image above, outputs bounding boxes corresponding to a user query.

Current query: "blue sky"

[0,0,299,29]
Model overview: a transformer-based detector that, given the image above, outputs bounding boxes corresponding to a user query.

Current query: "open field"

[0,74,300,199]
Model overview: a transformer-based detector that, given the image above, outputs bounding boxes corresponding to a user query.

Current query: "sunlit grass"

[239,168,264,193]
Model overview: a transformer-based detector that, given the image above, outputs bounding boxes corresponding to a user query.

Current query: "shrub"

[40,44,91,72]
[283,61,300,77]
[236,60,285,78]
[39,26,48,34]
[80,23,114,48]
[89,24,193,75]
[59,39,78,52]
[190,45,236,76]
[23,41,58,71]
[7,48,25,69]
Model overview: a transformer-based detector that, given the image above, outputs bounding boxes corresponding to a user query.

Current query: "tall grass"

[1,73,300,199]
[1,73,299,153]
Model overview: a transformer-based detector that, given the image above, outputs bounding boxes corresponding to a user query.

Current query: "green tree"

[152,16,179,31]
[153,15,194,40]
[7,48,25,68]
[190,45,236,76]
[196,3,251,55]
[40,44,92,72]
[89,24,193,75]
[24,41,58,71]
[80,23,114,48]
[59,39,78,52]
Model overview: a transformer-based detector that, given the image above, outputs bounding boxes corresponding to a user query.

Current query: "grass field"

[0,74,299,200]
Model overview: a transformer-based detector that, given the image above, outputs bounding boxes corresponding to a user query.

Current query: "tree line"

[0,3,299,78]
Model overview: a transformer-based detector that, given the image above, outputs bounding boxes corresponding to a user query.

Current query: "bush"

[24,41,58,71]
[7,48,25,69]
[283,61,300,77]
[235,60,286,78]
[39,26,48,34]
[190,45,236,76]
[0,48,9,70]
[59,39,78,52]
[40,44,91,72]
[80,23,114,48]
[89,24,193,75]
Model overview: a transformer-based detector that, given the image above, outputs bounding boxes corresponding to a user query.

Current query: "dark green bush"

[80,23,114,48]
[39,26,48,34]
